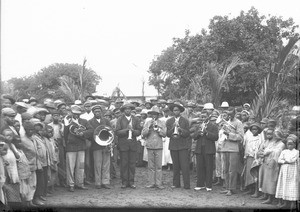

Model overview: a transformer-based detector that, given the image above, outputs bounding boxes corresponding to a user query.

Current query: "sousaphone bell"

[93,125,115,146]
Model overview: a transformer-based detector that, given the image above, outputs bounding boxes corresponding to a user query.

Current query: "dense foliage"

[148,7,299,106]
[2,63,101,103]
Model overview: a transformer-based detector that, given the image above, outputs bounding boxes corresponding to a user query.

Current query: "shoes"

[194,187,205,191]
[206,187,212,191]
[184,186,190,189]
[76,186,88,190]
[96,185,102,189]
[171,185,180,189]
[220,189,229,194]
[69,186,75,192]
[101,184,111,189]
[156,185,165,189]
[33,199,44,206]
[121,184,127,189]
[129,184,136,189]
[251,193,260,198]
[39,196,47,201]
[146,184,156,188]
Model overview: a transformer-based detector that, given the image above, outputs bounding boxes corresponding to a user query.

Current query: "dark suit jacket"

[193,122,219,154]
[64,118,90,152]
[86,117,112,151]
[166,116,191,151]
[115,114,141,152]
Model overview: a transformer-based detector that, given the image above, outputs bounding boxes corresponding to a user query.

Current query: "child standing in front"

[275,134,299,209]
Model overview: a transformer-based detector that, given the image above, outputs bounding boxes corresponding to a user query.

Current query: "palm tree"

[206,57,244,107]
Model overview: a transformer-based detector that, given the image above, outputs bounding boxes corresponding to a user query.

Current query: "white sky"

[1,0,300,97]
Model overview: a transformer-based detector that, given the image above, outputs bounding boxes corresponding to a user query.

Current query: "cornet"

[128,119,133,140]
[173,119,180,138]
[152,118,159,131]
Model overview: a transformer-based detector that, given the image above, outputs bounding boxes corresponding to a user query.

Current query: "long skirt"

[275,162,299,201]
[244,156,255,187]
[259,160,280,195]
[2,183,21,203]
[162,137,172,165]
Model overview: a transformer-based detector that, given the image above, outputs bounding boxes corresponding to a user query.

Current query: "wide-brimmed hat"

[44,102,56,109]
[35,108,50,115]
[168,102,185,113]
[166,99,174,105]
[15,102,29,109]
[147,107,161,115]
[70,105,82,114]
[120,103,135,112]
[96,99,109,107]
[140,109,149,115]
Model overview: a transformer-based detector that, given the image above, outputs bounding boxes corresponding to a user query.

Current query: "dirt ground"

[41,166,282,210]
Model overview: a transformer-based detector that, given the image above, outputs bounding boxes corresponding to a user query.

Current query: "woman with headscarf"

[258,128,285,204]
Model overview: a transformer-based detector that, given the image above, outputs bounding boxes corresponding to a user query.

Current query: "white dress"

[275,149,299,201]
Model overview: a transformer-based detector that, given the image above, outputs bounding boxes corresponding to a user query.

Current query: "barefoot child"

[243,123,262,195]
[275,134,299,209]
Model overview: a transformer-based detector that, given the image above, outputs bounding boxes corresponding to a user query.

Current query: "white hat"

[292,106,300,111]
[140,109,149,115]
[243,103,250,108]
[220,102,229,108]
[15,102,29,108]
[203,103,214,110]
[74,100,82,105]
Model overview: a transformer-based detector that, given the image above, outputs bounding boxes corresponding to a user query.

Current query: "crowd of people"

[0,93,299,209]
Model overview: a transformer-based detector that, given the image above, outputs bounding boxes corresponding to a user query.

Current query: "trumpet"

[128,119,133,140]
[216,115,236,138]
[152,118,159,131]
[173,119,180,138]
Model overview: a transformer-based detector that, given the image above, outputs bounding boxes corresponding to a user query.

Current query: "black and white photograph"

[0,0,299,210]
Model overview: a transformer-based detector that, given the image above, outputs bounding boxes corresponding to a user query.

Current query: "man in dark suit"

[86,105,112,189]
[192,111,219,191]
[64,105,90,192]
[116,103,141,188]
[166,102,191,189]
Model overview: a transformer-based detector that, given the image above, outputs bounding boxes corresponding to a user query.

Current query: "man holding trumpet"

[116,103,141,189]
[166,102,191,189]
[142,107,167,189]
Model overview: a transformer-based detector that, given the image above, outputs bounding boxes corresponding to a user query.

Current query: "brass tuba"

[94,125,115,156]
[69,119,87,136]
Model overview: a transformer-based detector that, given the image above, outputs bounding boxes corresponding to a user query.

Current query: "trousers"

[93,149,110,185]
[34,169,45,199]
[170,149,190,188]
[196,151,214,188]
[119,150,137,186]
[66,151,85,187]
[223,152,239,190]
[147,149,163,186]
